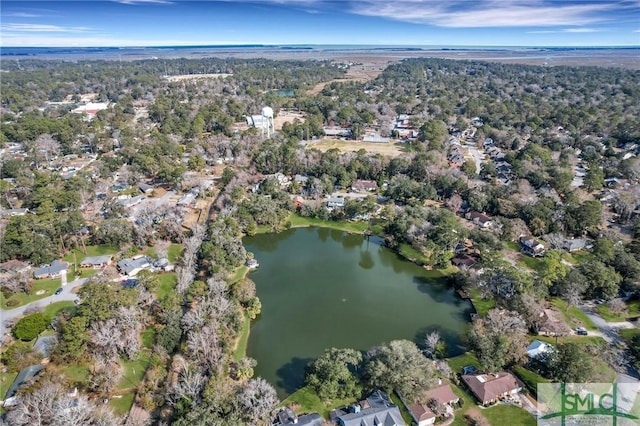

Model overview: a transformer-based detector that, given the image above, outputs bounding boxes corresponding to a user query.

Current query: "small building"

[352,179,378,192]
[462,373,521,406]
[80,255,113,269]
[117,256,152,276]
[451,253,478,270]
[519,236,546,257]
[33,335,57,357]
[465,211,493,229]
[527,340,554,360]
[33,260,69,279]
[561,238,591,253]
[0,208,30,218]
[327,197,345,209]
[246,259,259,269]
[3,365,44,406]
[409,404,436,426]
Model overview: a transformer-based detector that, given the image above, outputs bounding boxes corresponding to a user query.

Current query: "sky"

[1,0,639,47]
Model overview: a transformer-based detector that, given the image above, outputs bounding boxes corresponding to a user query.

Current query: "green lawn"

[468,288,496,317]
[597,299,640,322]
[118,352,150,391]
[64,365,90,385]
[42,301,76,319]
[513,366,549,398]
[518,255,542,271]
[619,328,640,342]
[1,277,68,309]
[287,214,369,234]
[141,327,156,349]
[62,245,119,264]
[398,243,428,265]
[167,243,183,263]
[391,391,415,425]
[228,266,249,285]
[233,313,251,362]
[550,299,597,330]
[0,372,18,400]
[447,352,481,375]
[109,392,135,416]
[449,381,478,426]
[481,404,536,426]
[280,385,353,419]
[155,273,176,300]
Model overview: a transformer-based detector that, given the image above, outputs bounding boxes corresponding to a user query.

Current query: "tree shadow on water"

[414,325,469,358]
[276,357,315,395]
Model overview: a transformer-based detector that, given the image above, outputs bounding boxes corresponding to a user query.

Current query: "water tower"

[261,106,274,138]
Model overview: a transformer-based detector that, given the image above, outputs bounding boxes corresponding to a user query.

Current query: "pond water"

[244,227,472,397]
[270,89,295,96]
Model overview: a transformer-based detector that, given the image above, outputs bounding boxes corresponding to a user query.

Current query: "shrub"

[13,312,48,341]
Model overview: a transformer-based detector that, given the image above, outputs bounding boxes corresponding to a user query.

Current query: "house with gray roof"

[3,365,44,405]
[117,256,151,276]
[33,335,57,356]
[335,390,405,426]
[274,408,323,426]
[80,255,113,269]
[33,260,69,279]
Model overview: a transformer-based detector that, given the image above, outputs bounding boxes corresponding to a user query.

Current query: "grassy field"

[597,299,640,322]
[468,288,496,317]
[280,385,353,419]
[118,352,150,391]
[447,352,481,375]
[305,139,406,157]
[0,372,18,399]
[287,214,369,234]
[141,327,156,350]
[42,301,76,319]
[398,243,428,265]
[550,299,597,330]
[1,277,66,309]
[481,404,536,425]
[513,366,550,397]
[62,245,119,264]
[109,392,135,416]
[155,273,177,300]
[228,265,249,285]
[619,328,640,342]
[233,313,251,362]
[64,365,90,385]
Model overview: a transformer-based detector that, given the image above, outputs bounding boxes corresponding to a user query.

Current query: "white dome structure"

[261,106,274,118]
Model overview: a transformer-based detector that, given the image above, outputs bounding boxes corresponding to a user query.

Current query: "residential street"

[0,278,88,338]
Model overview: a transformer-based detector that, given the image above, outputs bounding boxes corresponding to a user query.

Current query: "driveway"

[0,278,88,338]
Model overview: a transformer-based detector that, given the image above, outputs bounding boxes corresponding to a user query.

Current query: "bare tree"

[424,331,441,359]
[125,406,151,426]
[236,378,279,425]
[1,270,32,296]
[186,325,223,374]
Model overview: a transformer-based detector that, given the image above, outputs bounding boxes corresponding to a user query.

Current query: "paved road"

[0,278,88,338]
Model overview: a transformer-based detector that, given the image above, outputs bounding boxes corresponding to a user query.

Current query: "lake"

[244,227,472,397]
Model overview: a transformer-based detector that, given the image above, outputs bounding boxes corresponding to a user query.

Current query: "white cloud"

[1,23,91,33]
[350,1,615,28]
[5,12,42,18]
[563,28,601,33]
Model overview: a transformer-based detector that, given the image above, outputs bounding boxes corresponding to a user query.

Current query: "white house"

[527,340,554,359]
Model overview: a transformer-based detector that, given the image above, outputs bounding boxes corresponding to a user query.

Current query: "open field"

[164,73,232,82]
[305,139,406,157]
[274,110,305,130]
[307,60,388,95]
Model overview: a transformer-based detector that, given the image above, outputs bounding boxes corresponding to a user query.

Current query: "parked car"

[575,327,588,336]
[54,288,63,295]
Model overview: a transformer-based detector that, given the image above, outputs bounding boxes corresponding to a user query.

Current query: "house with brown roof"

[0,260,31,274]
[462,373,521,405]
[409,381,460,425]
[465,211,493,229]
[519,236,546,257]
[536,308,570,336]
[352,179,378,192]
[409,404,436,426]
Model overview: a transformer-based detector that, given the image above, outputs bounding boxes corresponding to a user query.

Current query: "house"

[452,253,478,270]
[519,236,546,257]
[409,381,459,425]
[80,255,113,269]
[3,365,44,406]
[323,127,352,138]
[536,309,570,336]
[335,390,405,426]
[409,404,436,426]
[33,260,69,279]
[462,373,521,405]
[273,408,323,426]
[117,256,152,276]
[465,211,493,229]
[0,208,30,218]
[0,260,31,274]
[327,197,345,209]
[352,179,378,192]
[154,258,174,272]
[562,238,591,253]
[527,340,554,360]
[246,259,259,269]
[33,335,57,357]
